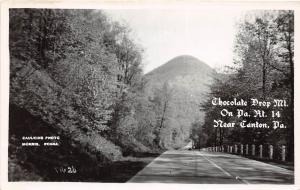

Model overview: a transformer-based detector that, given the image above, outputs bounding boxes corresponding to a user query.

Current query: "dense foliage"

[192,10,294,161]
[9,9,169,180]
[145,55,214,149]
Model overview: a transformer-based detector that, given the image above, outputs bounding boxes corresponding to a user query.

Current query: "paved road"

[127,150,294,184]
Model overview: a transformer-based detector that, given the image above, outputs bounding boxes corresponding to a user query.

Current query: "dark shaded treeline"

[9,9,184,181]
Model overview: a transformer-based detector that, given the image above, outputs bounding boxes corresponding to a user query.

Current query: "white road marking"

[236,175,250,184]
[241,178,250,184]
[200,153,232,177]
[199,152,250,184]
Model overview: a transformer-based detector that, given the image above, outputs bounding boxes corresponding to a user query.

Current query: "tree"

[149,83,174,148]
[9,9,152,181]
[198,11,294,161]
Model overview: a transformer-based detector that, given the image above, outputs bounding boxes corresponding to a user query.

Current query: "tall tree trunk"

[262,60,266,97]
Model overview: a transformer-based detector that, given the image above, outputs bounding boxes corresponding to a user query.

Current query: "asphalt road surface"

[127,150,294,184]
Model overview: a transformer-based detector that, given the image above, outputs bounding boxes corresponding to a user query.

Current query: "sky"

[104,9,244,73]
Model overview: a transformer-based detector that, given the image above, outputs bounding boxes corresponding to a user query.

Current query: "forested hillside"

[145,55,215,148]
[9,9,179,181]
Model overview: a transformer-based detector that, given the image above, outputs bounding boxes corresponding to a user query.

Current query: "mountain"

[145,55,215,101]
[144,55,216,148]
[147,55,215,82]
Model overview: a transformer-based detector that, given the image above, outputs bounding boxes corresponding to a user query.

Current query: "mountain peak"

[147,55,213,80]
[144,55,215,139]
[168,55,202,62]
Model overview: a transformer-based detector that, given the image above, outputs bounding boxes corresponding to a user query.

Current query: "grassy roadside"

[94,152,161,182]
[9,151,161,182]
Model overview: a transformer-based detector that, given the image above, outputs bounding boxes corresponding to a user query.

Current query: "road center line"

[199,152,250,184]
[200,153,232,177]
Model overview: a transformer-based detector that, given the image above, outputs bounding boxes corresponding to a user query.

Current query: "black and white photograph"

[2,1,297,187]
